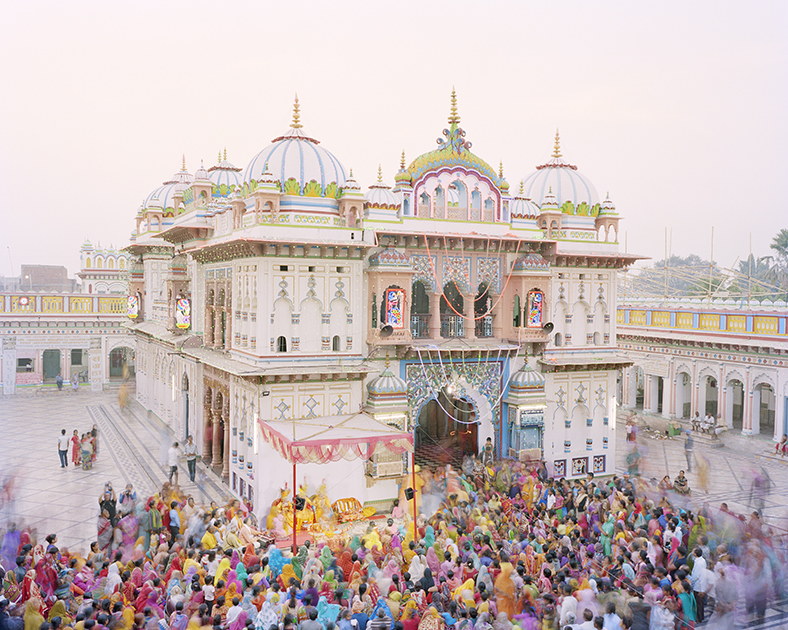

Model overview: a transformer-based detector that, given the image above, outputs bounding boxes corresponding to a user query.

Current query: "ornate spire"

[217,151,222,164]
[181,154,187,170]
[499,161,504,178]
[400,150,406,170]
[291,94,302,129]
[552,129,562,158]
[349,168,354,178]
[223,148,228,161]
[377,164,383,184]
[519,180,524,195]
[448,87,460,125]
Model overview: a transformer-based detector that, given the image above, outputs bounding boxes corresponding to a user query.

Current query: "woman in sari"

[70,430,81,466]
[98,509,114,554]
[24,598,45,630]
[418,606,443,630]
[80,434,93,470]
[493,562,516,620]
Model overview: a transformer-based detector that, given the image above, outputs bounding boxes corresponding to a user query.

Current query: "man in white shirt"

[559,583,578,626]
[578,609,595,630]
[168,442,180,485]
[57,429,70,467]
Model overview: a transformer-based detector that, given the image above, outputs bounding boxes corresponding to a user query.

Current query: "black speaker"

[380,325,394,338]
[294,496,306,511]
[542,322,554,334]
[404,488,414,501]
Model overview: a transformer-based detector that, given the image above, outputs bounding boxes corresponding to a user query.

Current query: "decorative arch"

[724,369,746,386]
[752,372,777,389]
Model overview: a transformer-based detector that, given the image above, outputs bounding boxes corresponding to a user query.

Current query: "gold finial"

[499,161,504,179]
[519,180,524,195]
[218,151,222,164]
[448,87,460,125]
[400,150,406,170]
[377,164,383,184]
[223,147,227,161]
[349,168,354,178]
[385,350,390,367]
[182,154,186,170]
[291,93,302,129]
[552,129,562,158]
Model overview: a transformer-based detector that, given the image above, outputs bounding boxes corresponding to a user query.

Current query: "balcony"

[475,315,493,338]
[411,314,430,339]
[441,314,464,338]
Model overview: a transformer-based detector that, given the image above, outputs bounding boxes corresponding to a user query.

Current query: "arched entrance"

[702,375,718,416]
[725,379,744,430]
[675,371,691,419]
[411,281,430,339]
[416,390,477,468]
[109,347,135,379]
[753,383,775,437]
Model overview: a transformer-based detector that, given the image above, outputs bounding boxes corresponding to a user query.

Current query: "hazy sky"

[1,1,786,278]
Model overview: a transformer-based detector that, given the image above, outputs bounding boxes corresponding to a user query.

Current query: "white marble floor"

[0,389,231,555]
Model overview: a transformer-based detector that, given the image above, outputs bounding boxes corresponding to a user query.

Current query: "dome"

[508,364,545,391]
[513,252,550,271]
[521,132,600,216]
[143,161,193,213]
[208,150,242,197]
[407,90,505,190]
[194,160,210,182]
[394,151,412,186]
[367,166,399,207]
[599,192,618,216]
[367,366,408,397]
[511,182,539,218]
[243,97,347,199]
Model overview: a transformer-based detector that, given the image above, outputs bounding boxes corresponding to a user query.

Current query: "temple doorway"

[415,391,477,469]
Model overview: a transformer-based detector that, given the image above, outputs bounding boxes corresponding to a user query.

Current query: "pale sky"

[1,1,786,278]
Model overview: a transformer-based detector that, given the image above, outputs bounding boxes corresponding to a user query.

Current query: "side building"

[0,246,135,394]
[125,93,639,513]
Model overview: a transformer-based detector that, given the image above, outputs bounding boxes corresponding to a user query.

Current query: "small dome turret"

[208,149,242,197]
[367,166,399,208]
[599,192,618,216]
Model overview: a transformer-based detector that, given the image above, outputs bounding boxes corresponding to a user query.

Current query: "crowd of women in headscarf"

[1,452,787,630]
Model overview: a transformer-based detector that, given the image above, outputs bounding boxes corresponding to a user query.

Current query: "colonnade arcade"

[203,373,230,479]
[621,360,784,439]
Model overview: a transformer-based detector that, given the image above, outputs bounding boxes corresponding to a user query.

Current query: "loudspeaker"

[404,488,414,501]
[380,325,394,338]
[294,496,306,511]
[542,322,554,334]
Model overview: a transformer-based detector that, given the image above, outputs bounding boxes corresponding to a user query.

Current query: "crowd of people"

[3,438,787,630]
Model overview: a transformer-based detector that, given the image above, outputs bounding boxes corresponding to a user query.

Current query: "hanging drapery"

[258,412,413,465]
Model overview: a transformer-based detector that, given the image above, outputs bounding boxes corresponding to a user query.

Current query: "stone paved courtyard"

[0,388,231,554]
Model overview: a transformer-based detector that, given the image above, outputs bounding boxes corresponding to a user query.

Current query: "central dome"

[521,132,600,216]
[243,97,347,199]
[407,89,504,189]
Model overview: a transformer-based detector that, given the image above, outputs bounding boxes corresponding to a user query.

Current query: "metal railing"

[411,314,430,339]
[475,315,493,338]
[441,314,464,338]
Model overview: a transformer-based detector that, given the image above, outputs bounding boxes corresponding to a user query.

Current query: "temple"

[124,91,639,513]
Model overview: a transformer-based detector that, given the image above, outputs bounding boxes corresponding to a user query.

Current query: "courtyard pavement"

[616,415,788,533]
[0,388,231,554]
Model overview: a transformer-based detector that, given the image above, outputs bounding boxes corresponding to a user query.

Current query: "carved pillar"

[490,293,502,339]
[203,402,213,459]
[429,292,442,339]
[211,408,222,467]
[463,293,476,340]
[222,401,231,479]
[225,291,232,349]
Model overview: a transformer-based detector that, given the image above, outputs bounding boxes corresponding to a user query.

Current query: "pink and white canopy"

[258,412,413,465]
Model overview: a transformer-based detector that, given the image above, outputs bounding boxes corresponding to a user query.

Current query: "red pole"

[411,450,418,533]
[292,462,297,554]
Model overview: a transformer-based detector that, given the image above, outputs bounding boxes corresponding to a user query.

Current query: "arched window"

[593,331,601,345]
[513,294,521,327]
[107,258,114,269]
[332,335,340,351]
[119,259,125,270]
[554,332,563,347]
[95,257,103,268]
[85,258,92,269]
[277,336,288,353]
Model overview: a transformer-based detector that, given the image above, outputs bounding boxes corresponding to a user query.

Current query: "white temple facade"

[124,92,638,513]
